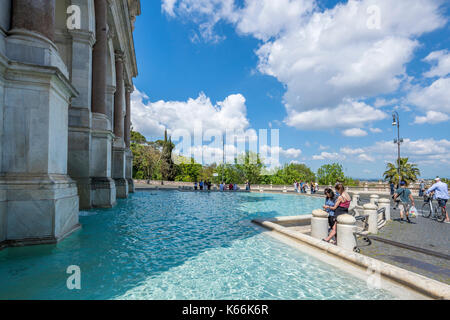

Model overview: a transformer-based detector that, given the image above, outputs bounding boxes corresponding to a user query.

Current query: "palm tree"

[383,158,420,185]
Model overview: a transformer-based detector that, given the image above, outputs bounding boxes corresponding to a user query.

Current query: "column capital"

[125,84,134,93]
[115,50,125,62]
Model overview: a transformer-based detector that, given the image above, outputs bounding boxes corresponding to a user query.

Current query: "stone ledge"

[0,223,82,251]
[252,218,450,300]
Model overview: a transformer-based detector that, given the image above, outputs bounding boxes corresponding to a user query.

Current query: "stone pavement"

[358,197,450,285]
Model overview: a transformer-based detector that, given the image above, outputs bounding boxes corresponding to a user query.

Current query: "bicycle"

[421,195,447,222]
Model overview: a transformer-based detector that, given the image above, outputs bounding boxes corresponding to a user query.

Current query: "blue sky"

[131,0,450,179]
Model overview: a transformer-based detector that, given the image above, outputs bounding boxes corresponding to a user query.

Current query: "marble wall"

[0,0,10,32]
[0,190,6,242]
[0,0,139,246]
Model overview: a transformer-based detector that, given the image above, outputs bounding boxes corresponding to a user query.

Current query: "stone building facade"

[0,0,140,248]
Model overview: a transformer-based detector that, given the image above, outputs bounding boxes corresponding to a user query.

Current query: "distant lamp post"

[392,112,403,185]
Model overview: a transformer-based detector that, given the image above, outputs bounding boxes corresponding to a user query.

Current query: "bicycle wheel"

[421,202,432,218]
[436,207,446,223]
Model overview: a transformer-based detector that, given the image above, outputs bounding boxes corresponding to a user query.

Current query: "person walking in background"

[310,181,315,194]
[315,182,319,193]
[394,181,415,224]
[194,181,198,191]
[426,177,449,223]
[294,180,298,193]
[199,180,204,191]
[390,182,395,196]
[419,180,425,197]
[219,182,224,191]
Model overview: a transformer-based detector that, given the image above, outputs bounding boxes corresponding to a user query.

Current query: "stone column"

[67,27,96,210]
[1,0,80,245]
[90,0,116,208]
[112,52,128,198]
[311,209,329,240]
[370,194,379,205]
[337,214,357,251]
[125,89,131,148]
[11,0,55,41]
[378,198,391,221]
[125,86,135,193]
[350,192,360,207]
[364,203,379,234]
[91,0,107,115]
[0,190,6,243]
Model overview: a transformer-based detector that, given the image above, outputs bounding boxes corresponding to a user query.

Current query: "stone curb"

[252,218,450,300]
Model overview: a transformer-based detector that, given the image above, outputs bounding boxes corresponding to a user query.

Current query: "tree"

[383,158,420,185]
[274,163,316,184]
[131,130,147,144]
[160,130,176,181]
[175,158,202,182]
[317,163,346,185]
[235,152,264,184]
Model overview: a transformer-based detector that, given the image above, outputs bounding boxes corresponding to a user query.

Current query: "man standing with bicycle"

[426,177,450,224]
[394,181,415,223]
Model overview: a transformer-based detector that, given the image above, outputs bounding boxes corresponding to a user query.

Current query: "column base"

[0,190,6,243]
[74,177,93,210]
[91,177,116,208]
[114,178,129,199]
[128,179,135,193]
[0,174,80,243]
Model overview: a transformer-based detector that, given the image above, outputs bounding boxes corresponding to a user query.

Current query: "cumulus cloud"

[312,152,344,161]
[162,0,178,17]
[260,145,302,159]
[423,50,450,78]
[369,128,383,133]
[285,100,386,130]
[413,111,450,125]
[340,147,365,155]
[131,88,250,138]
[163,0,446,130]
[342,128,368,137]
[408,77,450,113]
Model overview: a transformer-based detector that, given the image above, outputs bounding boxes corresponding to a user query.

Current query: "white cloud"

[162,0,178,17]
[234,0,315,41]
[358,154,375,162]
[339,138,450,165]
[369,128,383,133]
[423,50,450,78]
[312,152,345,161]
[131,88,250,138]
[374,98,399,108]
[285,100,386,130]
[342,128,368,137]
[163,0,446,131]
[260,145,302,159]
[408,77,450,113]
[340,147,365,155]
[413,111,450,125]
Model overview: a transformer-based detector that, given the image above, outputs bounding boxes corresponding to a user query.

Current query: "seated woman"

[323,188,336,232]
[323,183,351,244]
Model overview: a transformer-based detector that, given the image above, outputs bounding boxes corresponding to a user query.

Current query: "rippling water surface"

[0,191,395,300]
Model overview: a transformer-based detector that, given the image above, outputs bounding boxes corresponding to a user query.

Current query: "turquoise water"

[0,191,395,300]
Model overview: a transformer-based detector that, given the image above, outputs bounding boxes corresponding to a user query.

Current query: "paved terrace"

[357,196,450,285]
